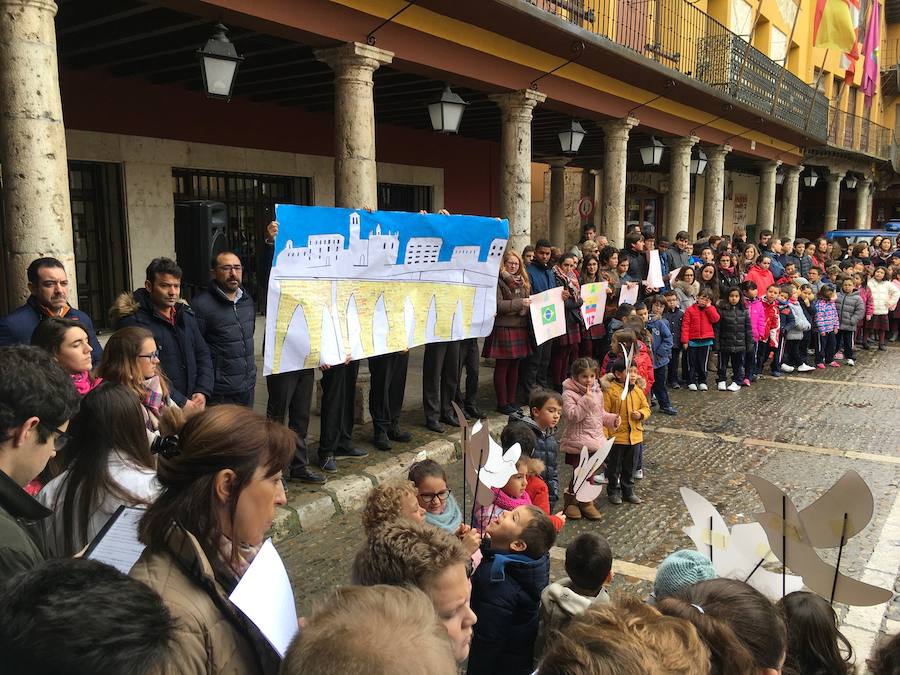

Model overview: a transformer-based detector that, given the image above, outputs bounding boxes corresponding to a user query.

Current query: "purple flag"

[861,0,880,104]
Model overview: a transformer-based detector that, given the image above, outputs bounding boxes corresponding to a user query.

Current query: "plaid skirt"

[555,324,584,347]
[482,326,531,359]
[867,314,890,331]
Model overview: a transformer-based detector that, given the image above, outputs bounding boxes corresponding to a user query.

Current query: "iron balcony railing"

[882,38,900,69]
[826,105,894,160]
[526,0,828,139]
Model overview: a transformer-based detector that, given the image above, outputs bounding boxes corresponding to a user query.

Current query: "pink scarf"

[491,487,533,511]
[70,371,102,396]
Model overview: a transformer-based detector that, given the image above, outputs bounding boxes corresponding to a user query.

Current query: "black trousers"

[369,351,409,434]
[319,361,359,458]
[266,369,313,471]
[519,340,552,401]
[454,338,480,409]
[784,339,803,367]
[838,329,855,359]
[607,443,637,496]
[209,388,255,408]
[716,351,744,383]
[687,345,711,385]
[422,342,460,424]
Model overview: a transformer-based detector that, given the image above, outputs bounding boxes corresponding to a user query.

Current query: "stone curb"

[271,413,506,542]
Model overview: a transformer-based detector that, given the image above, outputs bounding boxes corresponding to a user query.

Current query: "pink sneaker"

[816,363,826,369]
[742,378,751,386]
[834,351,844,360]
[829,361,841,368]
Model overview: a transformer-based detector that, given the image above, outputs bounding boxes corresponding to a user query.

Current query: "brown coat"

[493,272,530,328]
[130,523,280,675]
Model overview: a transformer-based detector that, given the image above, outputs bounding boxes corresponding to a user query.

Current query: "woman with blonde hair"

[483,248,532,414]
[95,326,177,438]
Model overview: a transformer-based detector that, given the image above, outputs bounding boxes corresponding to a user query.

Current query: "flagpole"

[804,49,831,130]
[771,0,803,114]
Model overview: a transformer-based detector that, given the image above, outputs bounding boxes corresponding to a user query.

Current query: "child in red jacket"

[680,289,720,390]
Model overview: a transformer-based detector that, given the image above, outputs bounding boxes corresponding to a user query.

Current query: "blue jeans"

[652,365,671,409]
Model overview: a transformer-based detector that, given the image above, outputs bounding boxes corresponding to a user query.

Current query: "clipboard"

[84,504,147,575]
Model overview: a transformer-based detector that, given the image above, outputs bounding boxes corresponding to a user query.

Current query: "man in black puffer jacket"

[191,251,257,407]
[111,258,213,410]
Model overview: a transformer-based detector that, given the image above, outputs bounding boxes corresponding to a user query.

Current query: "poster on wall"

[733,193,748,227]
[264,205,509,374]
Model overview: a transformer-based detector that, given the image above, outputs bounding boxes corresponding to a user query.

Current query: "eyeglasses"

[138,351,160,361]
[38,421,71,452]
[217,265,242,273]
[417,489,451,504]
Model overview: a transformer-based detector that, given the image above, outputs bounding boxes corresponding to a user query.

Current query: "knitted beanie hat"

[653,549,717,601]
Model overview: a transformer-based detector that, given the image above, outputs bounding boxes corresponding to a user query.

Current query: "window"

[844,88,858,148]
[173,169,311,308]
[730,0,753,39]
[377,183,433,212]
[68,162,129,329]
[770,26,788,63]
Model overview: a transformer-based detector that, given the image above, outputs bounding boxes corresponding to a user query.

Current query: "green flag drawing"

[541,305,556,325]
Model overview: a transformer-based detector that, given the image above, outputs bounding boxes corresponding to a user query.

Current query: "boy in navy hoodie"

[640,298,676,415]
[467,505,556,675]
[662,290,685,388]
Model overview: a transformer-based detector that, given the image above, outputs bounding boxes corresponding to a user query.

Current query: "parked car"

[824,229,898,249]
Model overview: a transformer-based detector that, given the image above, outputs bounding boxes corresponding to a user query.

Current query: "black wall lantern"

[558,120,587,155]
[428,86,468,134]
[198,24,244,102]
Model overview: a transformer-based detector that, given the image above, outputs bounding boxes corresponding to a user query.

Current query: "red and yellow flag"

[814,0,857,51]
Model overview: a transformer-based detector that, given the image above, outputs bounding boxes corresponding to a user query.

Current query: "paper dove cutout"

[571,441,615,502]
[454,403,521,507]
[620,343,634,399]
[680,487,803,601]
[748,473,892,606]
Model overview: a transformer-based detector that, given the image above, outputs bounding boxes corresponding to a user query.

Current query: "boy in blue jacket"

[467,505,557,675]
[661,290,685,389]
[642,297,676,415]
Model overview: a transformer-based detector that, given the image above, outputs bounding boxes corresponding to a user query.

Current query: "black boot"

[387,424,412,443]
[373,430,392,451]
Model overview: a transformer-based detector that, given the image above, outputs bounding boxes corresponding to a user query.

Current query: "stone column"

[0,0,76,307]
[757,160,781,234]
[315,42,393,209]
[548,158,569,248]
[823,170,845,232]
[666,136,698,241]
[781,165,803,240]
[855,178,872,229]
[865,181,875,226]
[489,89,546,253]
[701,144,731,236]
[589,169,602,229]
[599,116,639,248]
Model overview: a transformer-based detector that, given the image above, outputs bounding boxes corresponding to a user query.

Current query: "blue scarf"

[424,493,462,533]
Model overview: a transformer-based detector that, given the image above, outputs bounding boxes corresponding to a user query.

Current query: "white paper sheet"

[529,287,567,346]
[644,250,664,289]
[230,539,299,657]
[618,282,639,306]
[668,268,681,285]
[86,505,146,575]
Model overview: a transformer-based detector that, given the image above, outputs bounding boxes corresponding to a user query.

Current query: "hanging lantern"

[775,171,785,185]
[558,120,587,155]
[690,146,708,175]
[427,86,469,134]
[197,23,244,101]
[802,169,819,188]
[639,136,665,166]
[845,174,858,189]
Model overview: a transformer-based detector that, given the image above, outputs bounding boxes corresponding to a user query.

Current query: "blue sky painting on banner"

[263,205,509,374]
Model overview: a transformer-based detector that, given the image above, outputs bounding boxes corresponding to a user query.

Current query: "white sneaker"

[846,359,855,366]
[717,381,727,391]
[727,382,741,392]
[781,364,795,372]
[592,472,608,485]
[688,383,698,391]
[796,363,815,372]
[634,469,644,480]
[698,383,708,391]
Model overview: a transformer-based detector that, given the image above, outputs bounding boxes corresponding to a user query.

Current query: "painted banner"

[580,281,609,328]
[264,206,508,374]
[529,287,566,346]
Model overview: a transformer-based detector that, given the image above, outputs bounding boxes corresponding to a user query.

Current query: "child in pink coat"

[742,280,765,383]
[560,357,620,521]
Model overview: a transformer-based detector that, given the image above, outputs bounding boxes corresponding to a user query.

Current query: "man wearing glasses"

[192,251,257,407]
[0,346,80,576]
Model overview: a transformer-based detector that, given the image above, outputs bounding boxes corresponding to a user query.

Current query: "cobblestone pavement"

[275,343,900,666]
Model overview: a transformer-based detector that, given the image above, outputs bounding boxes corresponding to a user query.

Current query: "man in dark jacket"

[518,240,558,401]
[0,346,80,577]
[0,257,103,364]
[665,231,693,272]
[112,258,213,410]
[784,238,812,280]
[191,252,257,407]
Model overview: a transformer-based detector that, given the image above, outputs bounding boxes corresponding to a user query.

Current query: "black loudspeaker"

[174,200,229,294]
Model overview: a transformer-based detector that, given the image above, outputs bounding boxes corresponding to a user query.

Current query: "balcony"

[826,105,894,160]
[881,38,900,98]
[525,0,828,139]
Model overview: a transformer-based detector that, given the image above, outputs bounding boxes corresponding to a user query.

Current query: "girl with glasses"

[95,327,178,441]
